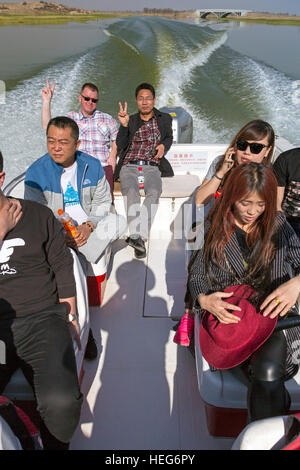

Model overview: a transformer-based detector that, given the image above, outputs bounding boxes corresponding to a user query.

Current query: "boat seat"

[194,309,300,438]
[2,249,90,403]
[86,245,111,306]
[114,174,201,199]
[231,415,288,450]
[160,175,201,198]
[0,416,23,450]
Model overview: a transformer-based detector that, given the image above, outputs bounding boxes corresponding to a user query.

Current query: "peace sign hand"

[118,101,129,127]
[42,80,55,103]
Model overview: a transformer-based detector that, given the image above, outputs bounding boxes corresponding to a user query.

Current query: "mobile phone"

[228,153,234,168]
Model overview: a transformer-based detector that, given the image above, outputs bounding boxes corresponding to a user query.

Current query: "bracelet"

[83,221,94,233]
[214,173,223,181]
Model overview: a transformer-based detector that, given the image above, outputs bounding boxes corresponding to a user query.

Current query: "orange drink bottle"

[57,209,77,237]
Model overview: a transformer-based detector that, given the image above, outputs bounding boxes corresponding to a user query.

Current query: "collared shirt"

[67,110,118,167]
[123,115,161,164]
[273,148,300,219]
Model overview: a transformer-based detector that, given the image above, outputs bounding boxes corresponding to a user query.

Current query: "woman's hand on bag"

[198,291,241,324]
[261,276,300,319]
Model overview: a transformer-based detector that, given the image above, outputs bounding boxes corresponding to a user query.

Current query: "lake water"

[0,16,299,183]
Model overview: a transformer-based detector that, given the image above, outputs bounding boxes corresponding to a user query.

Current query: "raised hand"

[217,147,235,179]
[0,199,22,241]
[118,101,129,127]
[42,80,55,103]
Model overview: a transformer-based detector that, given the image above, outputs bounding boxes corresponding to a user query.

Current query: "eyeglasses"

[137,97,154,102]
[236,139,268,155]
[80,94,98,103]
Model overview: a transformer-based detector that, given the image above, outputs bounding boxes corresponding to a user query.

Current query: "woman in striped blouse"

[174,119,275,346]
[188,163,300,422]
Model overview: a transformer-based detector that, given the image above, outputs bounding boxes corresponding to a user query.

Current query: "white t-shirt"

[60,161,87,225]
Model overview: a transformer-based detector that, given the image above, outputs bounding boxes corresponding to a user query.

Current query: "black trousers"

[0,305,83,449]
[241,330,290,423]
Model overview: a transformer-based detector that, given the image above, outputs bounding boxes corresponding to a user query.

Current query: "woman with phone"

[195,119,275,207]
[174,120,275,346]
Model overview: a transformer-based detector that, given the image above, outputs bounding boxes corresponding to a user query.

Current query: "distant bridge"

[196,9,251,18]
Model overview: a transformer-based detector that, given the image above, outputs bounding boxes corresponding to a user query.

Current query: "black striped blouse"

[188,212,300,378]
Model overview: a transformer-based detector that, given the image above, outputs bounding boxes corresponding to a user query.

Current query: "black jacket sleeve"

[45,212,76,299]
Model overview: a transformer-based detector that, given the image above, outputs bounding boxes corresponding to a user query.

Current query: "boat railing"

[3,172,26,197]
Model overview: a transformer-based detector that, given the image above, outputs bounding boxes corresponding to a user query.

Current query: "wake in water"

[0,51,95,183]
[1,16,300,183]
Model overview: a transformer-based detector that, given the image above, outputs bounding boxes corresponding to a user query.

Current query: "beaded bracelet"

[83,221,94,233]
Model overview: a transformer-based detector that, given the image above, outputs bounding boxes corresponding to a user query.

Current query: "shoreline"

[215,17,300,26]
[0,13,122,25]
[0,6,300,27]
[1,14,300,27]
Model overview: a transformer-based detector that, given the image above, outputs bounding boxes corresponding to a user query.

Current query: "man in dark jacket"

[273,147,300,239]
[0,151,82,450]
[115,83,173,258]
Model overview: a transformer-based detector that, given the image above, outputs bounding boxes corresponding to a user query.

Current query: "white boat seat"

[86,245,111,306]
[114,174,201,199]
[160,175,201,198]
[0,416,22,450]
[3,250,90,402]
[231,415,288,450]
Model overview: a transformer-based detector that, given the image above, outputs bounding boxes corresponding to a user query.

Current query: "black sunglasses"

[236,139,268,155]
[81,94,98,103]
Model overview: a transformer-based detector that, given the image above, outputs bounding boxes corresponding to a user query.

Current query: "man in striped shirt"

[41,81,118,200]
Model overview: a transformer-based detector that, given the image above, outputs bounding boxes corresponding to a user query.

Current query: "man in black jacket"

[115,83,173,258]
[0,151,82,449]
[273,147,300,239]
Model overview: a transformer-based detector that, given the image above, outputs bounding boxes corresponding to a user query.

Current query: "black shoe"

[126,236,146,254]
[84,328,98,360]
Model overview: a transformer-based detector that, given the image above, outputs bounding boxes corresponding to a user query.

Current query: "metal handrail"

[3,172,26,197]
[275,314,300,332]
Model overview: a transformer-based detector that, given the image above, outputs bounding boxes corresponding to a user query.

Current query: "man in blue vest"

[25,116,127,359]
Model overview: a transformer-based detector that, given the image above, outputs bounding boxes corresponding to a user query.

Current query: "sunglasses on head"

[81,94,98,103]
[236,139,268,155]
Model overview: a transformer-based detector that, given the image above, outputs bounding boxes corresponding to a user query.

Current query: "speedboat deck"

[70,233,234,450]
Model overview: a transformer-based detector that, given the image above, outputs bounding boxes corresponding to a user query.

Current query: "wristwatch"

[67,313,77,323]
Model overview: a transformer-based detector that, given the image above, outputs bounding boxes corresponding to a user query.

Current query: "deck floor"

[70,236,234,450]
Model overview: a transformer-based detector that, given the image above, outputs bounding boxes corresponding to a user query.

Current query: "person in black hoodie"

[115,83,173,258]
[0,151,82,449]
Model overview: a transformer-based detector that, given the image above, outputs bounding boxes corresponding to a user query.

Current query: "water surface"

[0,17,299,183]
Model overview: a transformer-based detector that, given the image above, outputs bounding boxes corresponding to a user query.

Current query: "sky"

[3,0,300,14]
